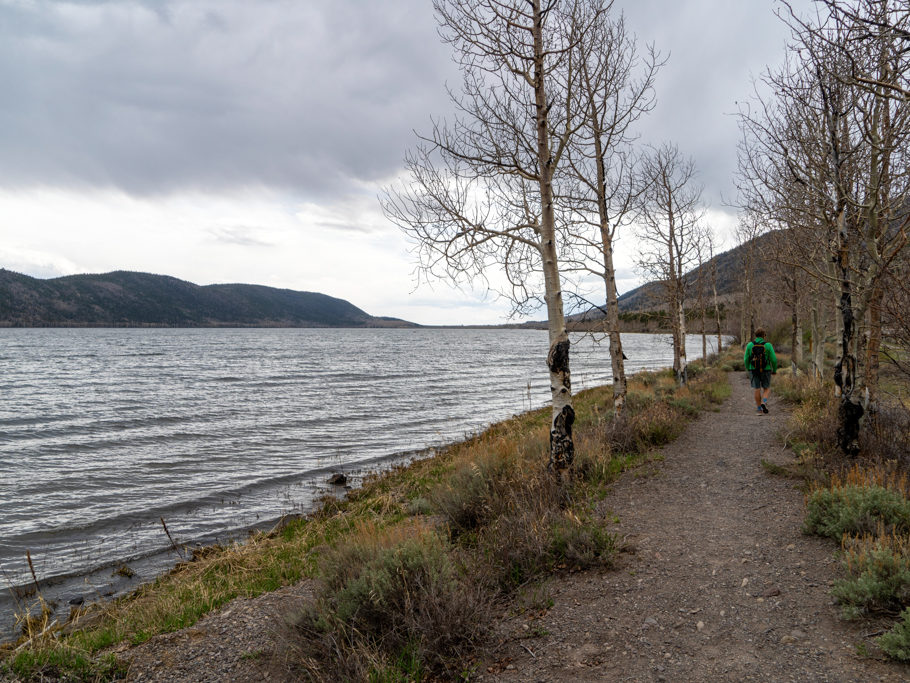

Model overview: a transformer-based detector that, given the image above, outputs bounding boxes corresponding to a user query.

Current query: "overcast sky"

[0,0,808,325]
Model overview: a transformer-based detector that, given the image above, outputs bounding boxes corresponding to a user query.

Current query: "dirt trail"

[487,371,906,682]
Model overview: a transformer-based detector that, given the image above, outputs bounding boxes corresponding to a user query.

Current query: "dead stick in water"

[26,550,41,598]
[160,517,185,560]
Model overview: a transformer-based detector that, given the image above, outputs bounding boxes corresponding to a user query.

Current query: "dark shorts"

[750,370,771,390]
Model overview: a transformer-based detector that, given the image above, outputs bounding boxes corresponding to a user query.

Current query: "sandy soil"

[120,371,909,681]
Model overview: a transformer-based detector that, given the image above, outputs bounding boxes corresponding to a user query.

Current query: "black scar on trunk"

[837,398,864,458]
[548,339,570,373]
[549,404,575,471]
[547,339,571,393]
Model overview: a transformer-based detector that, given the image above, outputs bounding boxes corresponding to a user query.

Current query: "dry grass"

[775,360,910,471]
[833,464,910,499]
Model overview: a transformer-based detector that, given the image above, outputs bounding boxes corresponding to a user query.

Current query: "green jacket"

[744,337,778,372]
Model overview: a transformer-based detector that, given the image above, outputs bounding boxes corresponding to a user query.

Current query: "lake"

[0,327,720,623]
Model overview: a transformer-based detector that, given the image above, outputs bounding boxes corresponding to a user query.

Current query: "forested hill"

[611,231,779,314]
[0,269,416,328]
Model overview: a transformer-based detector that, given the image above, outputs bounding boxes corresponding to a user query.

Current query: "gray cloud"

[0,0,810,212]
[615,0,812,207]
[206,226,274,247]
[312,220,372,234]
[0,0,456,200]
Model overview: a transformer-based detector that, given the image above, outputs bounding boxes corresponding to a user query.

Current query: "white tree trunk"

[677,297,688,385]
[713,269,722,354]
[532,0,573,474]
[791,281,803,374]
[811,303,824,380]
[833,287,844,397]
[740,294,748,348]
[600,228,626,413]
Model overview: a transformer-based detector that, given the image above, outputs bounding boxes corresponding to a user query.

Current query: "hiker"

[744,328,778,414]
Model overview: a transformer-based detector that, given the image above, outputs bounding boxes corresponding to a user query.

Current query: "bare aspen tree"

[561,8,661,413]
[694,225,719,361]
[881,260,910,396]
[636,143,706,386]
[695,234,708,362]
[765,217,806,373]
[382,0,601,475]
[734,214,761,347]
[781,0,909,450]
[736,75,838,375]
[707,231,723,355]
[736,0,910,455]
[738,36,863,451]
[809,279,828,379]
[817,0,910,417]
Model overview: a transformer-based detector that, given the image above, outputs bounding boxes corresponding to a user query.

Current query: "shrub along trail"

[488,372,906,682]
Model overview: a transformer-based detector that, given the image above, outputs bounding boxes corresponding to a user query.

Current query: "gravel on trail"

[117,370,908,681]
[121,582,313,682]
[485,371,907,682]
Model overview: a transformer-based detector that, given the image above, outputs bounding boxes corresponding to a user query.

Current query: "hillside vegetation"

[566,231,778,320]
[0,270,414,328]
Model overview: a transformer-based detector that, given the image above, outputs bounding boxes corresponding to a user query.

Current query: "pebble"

[696,621,705,631]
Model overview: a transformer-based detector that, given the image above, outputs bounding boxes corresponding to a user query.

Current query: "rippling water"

[0,327,718,603]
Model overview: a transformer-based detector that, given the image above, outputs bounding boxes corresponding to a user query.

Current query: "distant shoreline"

[0,322,421,329]
[0,322,678,333]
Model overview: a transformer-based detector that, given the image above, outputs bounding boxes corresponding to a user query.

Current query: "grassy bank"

[2,362,731,682]
[771,368,910,662]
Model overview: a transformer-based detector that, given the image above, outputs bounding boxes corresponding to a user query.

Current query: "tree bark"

[699,263,707,361]
[590,92,626,414]
[833,204,862,457]
[811,300,824,379]
[790,278,803,373]
[712,259,722,354]
[677,296,688,385]
[833,276,844,397]
[865,284,883,415]
[532,0,574,474]
[740,293,747,348]
[600,226,627,413]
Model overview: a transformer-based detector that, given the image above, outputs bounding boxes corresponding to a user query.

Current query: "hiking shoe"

[756,406,763,415]
[761,403,769,414]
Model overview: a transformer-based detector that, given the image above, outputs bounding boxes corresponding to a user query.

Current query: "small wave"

[4,412,226,443]
[0,413,81,428]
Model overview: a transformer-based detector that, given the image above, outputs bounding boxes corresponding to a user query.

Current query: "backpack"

[750,341,767,372]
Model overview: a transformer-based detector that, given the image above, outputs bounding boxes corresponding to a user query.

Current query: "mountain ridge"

[0,269,417,328]
[565,231,778,322]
